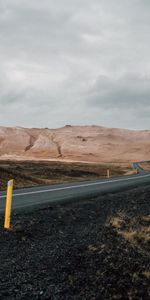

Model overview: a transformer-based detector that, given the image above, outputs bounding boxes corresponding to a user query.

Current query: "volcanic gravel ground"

[0,186,150,299]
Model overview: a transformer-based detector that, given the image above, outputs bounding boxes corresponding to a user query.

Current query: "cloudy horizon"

[0,0,150,130]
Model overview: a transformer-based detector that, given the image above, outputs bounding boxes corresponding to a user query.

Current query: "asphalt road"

[0,162,150,213]
[132,162,146,173]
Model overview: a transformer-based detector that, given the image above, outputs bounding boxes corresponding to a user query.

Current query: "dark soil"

[0,160,131,190]
[0,185,150,299]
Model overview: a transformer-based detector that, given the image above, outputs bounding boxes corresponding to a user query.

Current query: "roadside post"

[107,169,110,178]
[4,179,14,229]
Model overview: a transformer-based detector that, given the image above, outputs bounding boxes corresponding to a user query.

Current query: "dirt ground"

[0,160,133,191]
[0,184,150,299]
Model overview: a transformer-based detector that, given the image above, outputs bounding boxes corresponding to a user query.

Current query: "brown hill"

[0,125,150,163]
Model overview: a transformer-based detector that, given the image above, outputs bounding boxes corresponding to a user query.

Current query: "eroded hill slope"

[0,125,150,162]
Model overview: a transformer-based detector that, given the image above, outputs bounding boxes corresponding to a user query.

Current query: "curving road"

[0,162,150,214]
[132,162,147,173]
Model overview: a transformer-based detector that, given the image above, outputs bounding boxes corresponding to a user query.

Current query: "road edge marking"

[0,173,150,199]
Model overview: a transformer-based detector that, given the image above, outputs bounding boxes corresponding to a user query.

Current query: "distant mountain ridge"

[0,125,150,162]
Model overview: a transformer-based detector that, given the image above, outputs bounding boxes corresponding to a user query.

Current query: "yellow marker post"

[107,169,110,178]
[4,179,14,229]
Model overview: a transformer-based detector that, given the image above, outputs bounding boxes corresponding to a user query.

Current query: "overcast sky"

[0,0,150,129]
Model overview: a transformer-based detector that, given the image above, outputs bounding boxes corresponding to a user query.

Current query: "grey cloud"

[86,74,150,110]
[0,0,150,129]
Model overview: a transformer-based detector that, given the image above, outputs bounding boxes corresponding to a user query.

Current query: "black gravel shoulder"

[0,185,150,299]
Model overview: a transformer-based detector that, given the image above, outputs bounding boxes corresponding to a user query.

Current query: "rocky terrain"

[0,185,150,299]
[0,125,150,162]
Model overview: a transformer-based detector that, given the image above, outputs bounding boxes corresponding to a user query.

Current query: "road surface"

[132,162,147,173]
[0,162,150,213]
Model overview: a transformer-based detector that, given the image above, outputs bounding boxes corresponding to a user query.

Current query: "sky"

[0,0,150,130]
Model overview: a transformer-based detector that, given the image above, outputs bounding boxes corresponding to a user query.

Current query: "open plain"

[0,160,133,191]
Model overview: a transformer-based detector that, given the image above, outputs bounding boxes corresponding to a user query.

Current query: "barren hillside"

[0,125,150,162]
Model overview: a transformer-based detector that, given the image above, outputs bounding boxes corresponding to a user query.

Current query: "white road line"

[0,174,150,199]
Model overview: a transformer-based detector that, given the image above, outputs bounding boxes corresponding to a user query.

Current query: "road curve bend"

[0,163,150,213]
